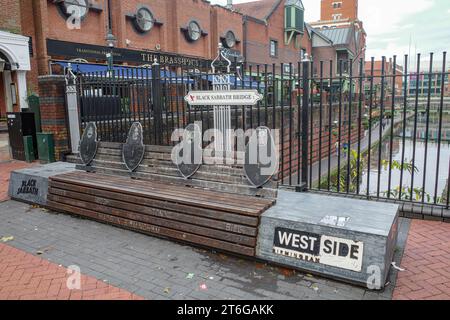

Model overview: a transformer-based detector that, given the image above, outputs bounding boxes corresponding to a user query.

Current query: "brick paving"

[0,133,37,196]
[0,132,10,163]
[0,243,143,300]
[393,219,450,300]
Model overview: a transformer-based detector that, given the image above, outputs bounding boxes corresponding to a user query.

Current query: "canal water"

[360,112,450,203]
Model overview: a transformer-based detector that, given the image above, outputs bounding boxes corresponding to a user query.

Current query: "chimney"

[226,0,233,9]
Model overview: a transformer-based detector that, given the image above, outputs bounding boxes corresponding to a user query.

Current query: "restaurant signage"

[47,39,210,68]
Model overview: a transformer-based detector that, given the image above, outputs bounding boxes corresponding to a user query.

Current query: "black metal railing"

[73,52,449,209]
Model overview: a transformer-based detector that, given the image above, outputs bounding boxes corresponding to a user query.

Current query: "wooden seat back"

[71,141,278,200]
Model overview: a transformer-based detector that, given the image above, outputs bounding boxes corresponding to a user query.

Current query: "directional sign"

[184,90,263,106]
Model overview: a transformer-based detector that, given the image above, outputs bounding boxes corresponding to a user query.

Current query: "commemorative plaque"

[123,122,145,172]
[79,122,98,166]
[244,126,278,187]
[174,123,202,179]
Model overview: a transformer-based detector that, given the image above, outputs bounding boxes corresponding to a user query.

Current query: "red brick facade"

[0,0,313,96]
[37,75,70,160]
[320,0,358,21]
[236,0,312,69]
[0,1,22,34]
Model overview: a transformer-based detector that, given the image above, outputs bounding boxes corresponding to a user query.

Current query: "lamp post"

[105,31,116,76]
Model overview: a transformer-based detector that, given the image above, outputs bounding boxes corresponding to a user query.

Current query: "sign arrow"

[184,90,263,106]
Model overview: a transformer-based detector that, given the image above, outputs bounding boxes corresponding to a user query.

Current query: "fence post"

[152,59,163,145]
[299,55,310,191]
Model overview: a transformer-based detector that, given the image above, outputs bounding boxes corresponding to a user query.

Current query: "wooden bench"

[49,142,278,257]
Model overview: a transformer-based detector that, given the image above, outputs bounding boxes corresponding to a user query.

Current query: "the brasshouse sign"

[47,39,210,68]
[273,227,364,272]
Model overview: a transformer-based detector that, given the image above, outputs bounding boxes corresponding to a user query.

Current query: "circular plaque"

[122,122,145,172]
[174,123,202,179]
[79,122,98,166]
[244,126,278,187]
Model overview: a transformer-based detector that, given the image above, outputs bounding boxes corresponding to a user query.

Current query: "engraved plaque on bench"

[123,122,145,172]
[79,122,98,166]
[174,123,202,179]
[244,126,278,187]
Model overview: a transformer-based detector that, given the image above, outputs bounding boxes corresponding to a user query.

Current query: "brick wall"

[37,75,70,160]
[244,2,310,67]
[0,0,22,33]
[277,102,363,181]
[320,0,358,21]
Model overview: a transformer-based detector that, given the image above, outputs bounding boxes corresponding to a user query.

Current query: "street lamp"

[105,31,116,75]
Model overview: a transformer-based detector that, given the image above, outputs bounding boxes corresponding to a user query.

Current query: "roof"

[317,28,352,45]
[234,0,282,21]
[306,24,333,44]
[285,0,304,8]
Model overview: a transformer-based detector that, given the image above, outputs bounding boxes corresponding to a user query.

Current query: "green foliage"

[321,150,438,204]
[320,149,365,193]
[381,159,418,174]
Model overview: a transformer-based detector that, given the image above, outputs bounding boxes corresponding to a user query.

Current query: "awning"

[52,61,193,83]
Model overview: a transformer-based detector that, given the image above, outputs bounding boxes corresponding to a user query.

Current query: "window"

[187,21,202,42]
[61,0,89,20]
[332,2,342,9]
[332,14,342,20]
[135,7,154,33]
[270,40,278,57]
[300,48,307,60]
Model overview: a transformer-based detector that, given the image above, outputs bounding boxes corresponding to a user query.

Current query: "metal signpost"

[184,44,263,157]
[65,63,81,154]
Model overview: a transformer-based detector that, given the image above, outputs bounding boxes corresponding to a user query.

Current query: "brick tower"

[320,0,358,21]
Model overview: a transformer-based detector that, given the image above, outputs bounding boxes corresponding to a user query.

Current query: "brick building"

[0,30,31,118]
[320,0,358,22]
[0,1,315,98]
[233,0,312,68]
[365,59,404,98]
[306,0,366,95]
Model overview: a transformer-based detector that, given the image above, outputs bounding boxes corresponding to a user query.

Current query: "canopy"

[53,61,193,83]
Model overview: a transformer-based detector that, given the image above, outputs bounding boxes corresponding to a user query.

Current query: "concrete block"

[8,162,76,206]
[256,191,399,288]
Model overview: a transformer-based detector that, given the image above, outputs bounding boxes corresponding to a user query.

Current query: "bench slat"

[47,200,255,256]
[51,173,269,216]
[47,193,257,246]
[49,180,259,227]
[49,186,258,235]
[65,172,274,210]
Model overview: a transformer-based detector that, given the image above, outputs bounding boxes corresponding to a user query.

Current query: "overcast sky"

[211,0,450,68]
